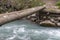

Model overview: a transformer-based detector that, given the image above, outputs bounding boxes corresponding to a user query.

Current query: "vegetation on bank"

[0,0,44,13]
[56,1,60,9]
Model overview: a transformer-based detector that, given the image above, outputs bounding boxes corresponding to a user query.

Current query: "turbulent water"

[0,19,60,40]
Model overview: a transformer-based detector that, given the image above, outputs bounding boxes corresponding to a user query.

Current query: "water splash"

[0,19,60,40]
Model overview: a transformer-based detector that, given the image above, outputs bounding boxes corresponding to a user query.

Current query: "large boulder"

[40,20,56,27]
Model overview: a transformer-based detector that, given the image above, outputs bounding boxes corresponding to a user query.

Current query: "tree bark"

[0,6,45,25]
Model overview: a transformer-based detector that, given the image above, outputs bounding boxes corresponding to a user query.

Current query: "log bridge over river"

[0,0,60,27]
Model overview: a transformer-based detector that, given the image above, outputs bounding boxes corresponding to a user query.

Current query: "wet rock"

[34,20,40,23]
[30,17,37,22]
[26,16,31,20]
[31,13,36,17]
[57,23,60,27]
[26,13,36,20]
[39,20,56,27]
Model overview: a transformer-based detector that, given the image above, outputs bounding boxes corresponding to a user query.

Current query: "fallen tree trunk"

[0,6,45,25]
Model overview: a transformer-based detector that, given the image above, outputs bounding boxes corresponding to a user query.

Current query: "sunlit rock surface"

[0,19,60,40]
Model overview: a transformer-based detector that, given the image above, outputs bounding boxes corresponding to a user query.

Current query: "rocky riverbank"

[26,12,60,27]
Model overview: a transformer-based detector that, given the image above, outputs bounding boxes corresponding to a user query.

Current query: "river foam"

[0,19,60,40]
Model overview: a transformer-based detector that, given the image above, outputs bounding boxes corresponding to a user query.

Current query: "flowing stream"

[0,19,60,40]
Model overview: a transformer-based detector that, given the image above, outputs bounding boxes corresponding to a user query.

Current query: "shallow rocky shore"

[26,12,60,27]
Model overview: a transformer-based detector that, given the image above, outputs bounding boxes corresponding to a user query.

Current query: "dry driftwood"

[0,6,45,25]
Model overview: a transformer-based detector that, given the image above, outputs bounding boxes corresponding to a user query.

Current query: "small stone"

[57,23,60,26]
[3,16,7,18]
[32,8,35,10]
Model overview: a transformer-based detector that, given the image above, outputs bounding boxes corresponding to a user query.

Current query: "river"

[0,19,60,40]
